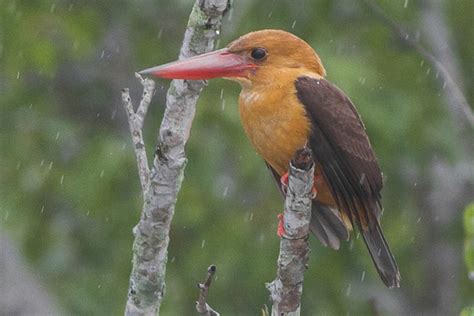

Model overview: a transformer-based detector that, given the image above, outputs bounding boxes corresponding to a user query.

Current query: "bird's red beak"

[139,48,255,80]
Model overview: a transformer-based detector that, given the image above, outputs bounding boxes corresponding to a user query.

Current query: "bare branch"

[266,148,314,316]
[196,265,220,316]
[124,0,231,315]
[361,0,473,133]
[121,79,155,195]
[134,73,154,129]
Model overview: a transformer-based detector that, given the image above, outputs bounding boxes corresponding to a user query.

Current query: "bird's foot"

[277,213,286,238]
[280,172,289,194]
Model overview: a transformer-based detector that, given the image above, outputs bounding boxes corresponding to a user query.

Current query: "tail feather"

[361,221,400,288]
[310,202,349,250]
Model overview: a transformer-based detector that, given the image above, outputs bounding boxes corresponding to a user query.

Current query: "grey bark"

[266,149,314,316]
[122,1,230,315]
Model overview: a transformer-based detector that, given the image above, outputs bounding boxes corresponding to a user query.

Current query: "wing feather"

[295,76,400,288]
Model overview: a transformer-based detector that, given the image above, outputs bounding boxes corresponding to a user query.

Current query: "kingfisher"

[140,29,400,288]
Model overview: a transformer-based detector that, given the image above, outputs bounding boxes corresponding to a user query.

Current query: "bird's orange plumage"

[141,29,400,288]
[238,68,336,207]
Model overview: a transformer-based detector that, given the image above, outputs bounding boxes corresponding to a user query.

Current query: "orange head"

[140,29,326,87]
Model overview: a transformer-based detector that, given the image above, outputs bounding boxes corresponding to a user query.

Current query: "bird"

[139,29,400,288]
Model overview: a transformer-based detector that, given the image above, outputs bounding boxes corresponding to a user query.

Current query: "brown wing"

[295,77,400,288]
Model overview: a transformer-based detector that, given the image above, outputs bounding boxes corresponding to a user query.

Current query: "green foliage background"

[1,0,472,315]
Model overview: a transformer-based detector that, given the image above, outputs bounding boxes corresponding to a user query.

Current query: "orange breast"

[239,84,310,175]
[238,79,337,206]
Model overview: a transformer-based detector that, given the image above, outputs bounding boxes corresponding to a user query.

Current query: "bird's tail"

[361,221,400,288]
[310,201,349,250]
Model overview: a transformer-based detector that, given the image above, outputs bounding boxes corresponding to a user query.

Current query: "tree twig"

[266,148,314,316]
[123,0,230,315]
[196,265,220,316]
[361,0,473,133]
[121,76,154,195]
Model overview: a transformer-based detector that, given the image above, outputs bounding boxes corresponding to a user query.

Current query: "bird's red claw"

[277,213,286,238]
[280,172,289,194]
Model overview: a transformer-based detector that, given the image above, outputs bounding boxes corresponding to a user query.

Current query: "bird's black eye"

[251,48,267,60]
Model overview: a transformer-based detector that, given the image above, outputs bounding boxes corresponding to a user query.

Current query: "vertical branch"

[123,1,231,315]
[196,265,220,316]
[266,148,314,316]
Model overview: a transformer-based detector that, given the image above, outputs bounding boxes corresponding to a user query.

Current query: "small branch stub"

[196,265,220,316]
[266,148,314,316]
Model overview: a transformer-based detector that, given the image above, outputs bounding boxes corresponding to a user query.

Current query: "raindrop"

[268,11,272,18]
[359,173,366,185]
[201,240,206,248]
[404,0,408,8]
[86,211,90,216]
[345,283,352,296]
[227,6,233,21]
[220,89,224,99]
[15,162,21,170]
[442,81,446,89]
[68,3,74,11]
[50,3,56,13]
[48,161,54,170]
[158,29,163,39]
[349,240,354,250]
[106,217,109,222]
[29,104,33,110]
[223,186,228,197]
[249,212,254,221]
[98,284,101,289]
[416,217,421,223]
[361,271,366,282]
[122,143,127,150]
[111,109,117,120]
[4,211,9,221]
[404,34,409,40]
[96,112,101,118]
[216,30,220,35]
[420,60,424,67]
[291,21,296,29]
[100,169,105,178]
[101,50,105,59]
[40,205,45,213]
[221,99,226,111]
[171,256,176,263]
[16,72,20,79]
[55,132,60,140]
[60,174,64,185]
[40,159,45,167]
[426,68,431,75]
